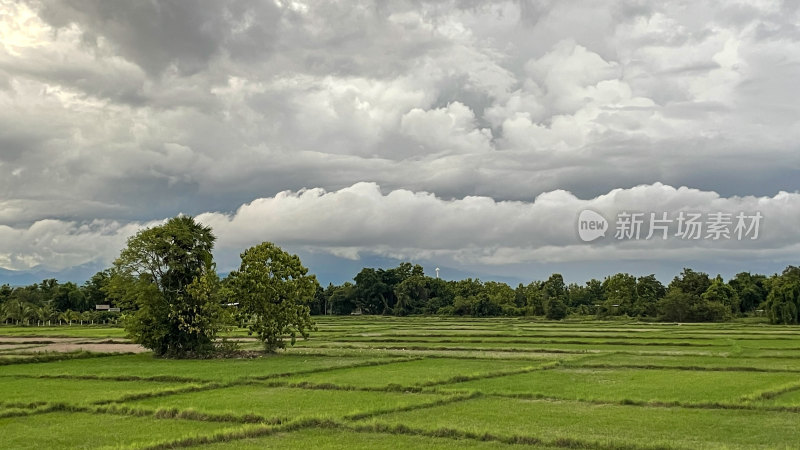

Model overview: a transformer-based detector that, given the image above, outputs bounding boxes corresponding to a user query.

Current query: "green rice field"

[2,317,800,449]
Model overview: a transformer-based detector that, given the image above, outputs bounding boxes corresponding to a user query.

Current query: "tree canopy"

[226,242,318,352]
[109,216,223,357]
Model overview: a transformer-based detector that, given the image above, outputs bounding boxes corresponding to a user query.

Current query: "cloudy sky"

[0,0,798,285]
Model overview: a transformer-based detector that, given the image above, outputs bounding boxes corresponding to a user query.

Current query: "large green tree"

[109,216,222,357]
[658,269,728,322]
[634,275,666,317]
[227,242,318,352]
[702,276,739,316]
[600,273,637,316]
[765,266,800,324]
[728,272,767,314]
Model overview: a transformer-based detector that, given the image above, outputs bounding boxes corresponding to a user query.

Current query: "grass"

[124,385,450,421]
[0,326,128,338]
[750,388,800,407]
[3,318,800,448]
[566,352,800,371]
[435,367,800,404]
[0,411,246,449]
[191,427,555,449]
[361,396,800,449]
[0,376,196,406]
[298,340,732,355]
[0,352,399,382]
[284,357,548,388]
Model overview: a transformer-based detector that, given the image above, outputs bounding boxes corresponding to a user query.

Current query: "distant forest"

[3,264,799,325]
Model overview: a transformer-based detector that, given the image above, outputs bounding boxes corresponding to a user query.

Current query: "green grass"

[300,341,733,357]
[436,367,800,404]
[362,396,800,449]
[569,352,800,371]
[750,388,800,407]
[285,357,547,388]
[0,326,128,338]
[0,353,397,381]
[192,427,554,449]
[125,385,449,421]
[0,411,248,449]
[0,376,194,406]
[4,318,800,449]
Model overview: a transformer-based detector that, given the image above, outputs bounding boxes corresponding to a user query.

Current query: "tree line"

[310,263,800,324]
[2,215,799,359]
[0,272,117,326]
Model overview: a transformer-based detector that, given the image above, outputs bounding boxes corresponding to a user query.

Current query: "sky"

[0,0,798,286]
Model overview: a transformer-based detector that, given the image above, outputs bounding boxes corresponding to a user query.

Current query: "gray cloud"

[0,1,798,281]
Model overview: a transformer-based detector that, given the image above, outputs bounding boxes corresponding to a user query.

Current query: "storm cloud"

[0,0,798,283]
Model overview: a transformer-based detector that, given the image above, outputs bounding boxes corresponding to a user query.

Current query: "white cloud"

[195,182,800,267]
[4,182,795,273]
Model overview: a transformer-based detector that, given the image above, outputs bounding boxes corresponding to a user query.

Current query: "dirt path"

[0,337,147,353]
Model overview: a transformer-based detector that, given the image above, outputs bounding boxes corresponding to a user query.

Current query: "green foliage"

[566,278,603,312]
[658,268,730,322]
[544,296,567,320]
[728,272,767,313]
[634,274,665,317]
[600,273,637,316]
[328,282,358,315]
[110,216,222,357]
[5,261,799,326]
[518,281,545,315]
[669,268,712,297]
[765,266,800,324]
[393,275,430,316]
[702,276,739,315]
[227,242,318,352]
[541,274,569,320]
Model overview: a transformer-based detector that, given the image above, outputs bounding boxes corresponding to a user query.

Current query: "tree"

[54,282,89,312]
[354,268,392,314]
[670,268,711,297]
[424,278,454,314]
[2,299,20,324]
[519,281,545,315]
[658,269,729,322]
[567,279,603,314]
[635,275,665,317]
[393,274,430,316]
[328,282,357,315]
[227,242,318,352]
[702,276,739,316]
[35,303,55,326]
[728,272,767,314]
[765,266,800,325]
[109,216,222,357]
[600,273,637,316]
[657,288,693,322]
[83,270,111,308]
[545,296,568,320]
[543,274,567,303]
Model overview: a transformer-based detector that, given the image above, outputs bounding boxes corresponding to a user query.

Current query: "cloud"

[1,183,796,276]
[198,182,800,266]
[0,1,799,281]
